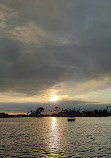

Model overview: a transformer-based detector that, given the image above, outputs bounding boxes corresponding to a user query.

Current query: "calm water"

[0,117,111,158]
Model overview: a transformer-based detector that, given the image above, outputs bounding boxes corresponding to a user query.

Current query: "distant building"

[0,112,8,118]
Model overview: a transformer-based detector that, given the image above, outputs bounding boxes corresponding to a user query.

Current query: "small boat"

[67,117,75,121]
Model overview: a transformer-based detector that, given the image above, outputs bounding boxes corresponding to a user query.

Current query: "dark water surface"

[0,117,111,158]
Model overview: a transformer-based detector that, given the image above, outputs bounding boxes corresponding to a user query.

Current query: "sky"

[0,0,111,113]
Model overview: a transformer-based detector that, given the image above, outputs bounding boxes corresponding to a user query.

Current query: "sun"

[50,95,58,102]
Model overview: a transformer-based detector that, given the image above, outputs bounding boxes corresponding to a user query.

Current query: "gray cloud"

[0,101,109,113]
[0,0,111,97]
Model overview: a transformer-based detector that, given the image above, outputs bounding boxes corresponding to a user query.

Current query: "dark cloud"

[0,38,69,94]
[0,100,99,113]
[0,0,111,97]
[0,37,111,95]
[0,100,109,113]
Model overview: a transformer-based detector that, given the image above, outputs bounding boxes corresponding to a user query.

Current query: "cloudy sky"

[0,0,111,113]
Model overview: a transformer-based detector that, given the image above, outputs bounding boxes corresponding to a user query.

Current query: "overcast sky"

[0,0,111,113]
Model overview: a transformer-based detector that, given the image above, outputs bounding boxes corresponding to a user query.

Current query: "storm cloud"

[0,0,111,100]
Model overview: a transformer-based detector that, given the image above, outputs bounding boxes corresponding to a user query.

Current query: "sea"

[0,117,111,158]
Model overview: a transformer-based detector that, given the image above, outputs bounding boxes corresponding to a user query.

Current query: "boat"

[67,117,75,121]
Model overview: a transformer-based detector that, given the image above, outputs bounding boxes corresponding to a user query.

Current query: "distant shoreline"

[1,108,111,118]
[0,115,110,118]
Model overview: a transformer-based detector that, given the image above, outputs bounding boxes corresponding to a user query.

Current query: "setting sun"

[50,95,58,102]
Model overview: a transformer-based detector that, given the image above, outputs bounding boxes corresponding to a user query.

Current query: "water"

[0,117,111,158]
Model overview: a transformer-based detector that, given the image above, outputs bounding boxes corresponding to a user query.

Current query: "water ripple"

[0,117,111,157]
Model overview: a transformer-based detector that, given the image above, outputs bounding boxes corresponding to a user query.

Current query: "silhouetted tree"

[36,107,44,114]
[31,107,44,116]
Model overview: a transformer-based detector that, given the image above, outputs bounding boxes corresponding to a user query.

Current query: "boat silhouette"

[67,117,75,121]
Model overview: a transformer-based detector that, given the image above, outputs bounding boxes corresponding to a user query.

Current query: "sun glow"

[50,95,58,102]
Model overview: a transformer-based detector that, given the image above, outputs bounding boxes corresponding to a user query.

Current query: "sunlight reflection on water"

[50,117,58,156]
[0,117,111,157]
